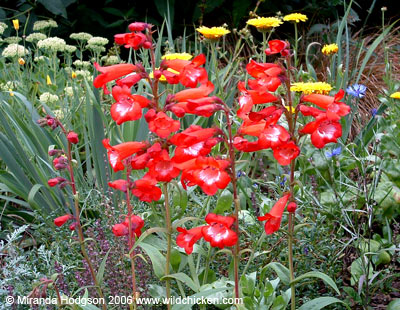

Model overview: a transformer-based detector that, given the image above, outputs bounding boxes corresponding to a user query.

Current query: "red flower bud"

[67,131,79,144]
[54,214,73,227]
[69,222,77,231]
[112,223,129,236]
[143,41,152,49]
[47,177,66,187]
[287,202,297,213]
[153,70,162,79]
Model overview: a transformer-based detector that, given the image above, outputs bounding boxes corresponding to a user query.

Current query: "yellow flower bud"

[12,19,19,31]
[18,58,25,65]
[71,71,77,79]
[9,89,14,96]
[46,75,52,85]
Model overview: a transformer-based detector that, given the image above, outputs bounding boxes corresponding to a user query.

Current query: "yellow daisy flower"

[161,53,193,61]
[246,17,283,30]
[196,26,230,40]
[290,82,333,95]
[322,43,339,55]
[285,106,296,113]
[283,13,308,23]
[390,92,400,99]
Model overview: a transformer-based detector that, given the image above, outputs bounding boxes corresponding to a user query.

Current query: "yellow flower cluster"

[290,82,333,95]
[283,13,308,23]
[161,53,193,61]
[322,43,339,55]
[246,17,283,30]
[196,26,230,40]
[390,92,400,99]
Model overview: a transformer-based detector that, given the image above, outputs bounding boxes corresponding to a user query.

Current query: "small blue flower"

[253,183,258,189]
[371,108,377,117]
[325,146,342,158]
[237,170,245,178]
[280,176,287,187]
[346,84,367,98]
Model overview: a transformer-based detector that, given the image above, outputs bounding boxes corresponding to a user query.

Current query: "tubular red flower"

[264,40,290,56]
[131,177,162,202]
[272,141,300,165]
[202,213,238,248]
[174,81,214,102]
[54,214,73,227]
[112,223,129,236]
[170,125,219,147]
[258,194,290,234]
[233,136,264,152]
[108,179,129,192]
[110,85,150,124]
[300,118,342,149]
[177,157,231,195]
[103,139,147,172]
[145,109,180,138]
[67,131,79,144]
[246,60,282,78]
[176,226,205,254]
[116,74,142,88]
[303,89,349,121]
[147,149,180,182]
[258,125,291,148]
[48,177,66,187]
[93,62,137,88]
[123,214,145,237]
[128,22,150,32]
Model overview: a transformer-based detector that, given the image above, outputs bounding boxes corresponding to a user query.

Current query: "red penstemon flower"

[258,194,290,234]
[144,109,180,139]
[272,141,301,165]
[108,179,129,192]
[177,157,231,196]
[54,214,73,227]
[302,89,350,121]
[146,149,180,182]
[103,139,147,172]
[202,213,238,248]
[93,63,137,89]
[300,118,342,149]
[110,85,150,124]
[112,215,144,237]
[176,226,205,254]
[131,177,162,202]
[264,40,290,56]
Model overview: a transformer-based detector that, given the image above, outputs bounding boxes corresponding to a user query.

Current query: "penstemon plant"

[88,20,351,309]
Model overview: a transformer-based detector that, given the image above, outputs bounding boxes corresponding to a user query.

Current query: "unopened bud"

[287,202,297,213]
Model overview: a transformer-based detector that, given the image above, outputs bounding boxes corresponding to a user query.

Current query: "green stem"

[294,23,299,68]
[224,108,240,300]
[163,183,172,310]
[125,165,137,306]
[288,212,295,310]
[262,31,266,62]
[57,121,106,310]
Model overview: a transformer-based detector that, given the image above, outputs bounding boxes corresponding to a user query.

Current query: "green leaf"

[298,297,348,310]
[214,190,233,214]
[387,299,400,310]
[37,0,68,17]
[161,272,199,292]
[96,249,111,285]
[263,262,290,286]
[291,271,340,295]
[138,242,166,279]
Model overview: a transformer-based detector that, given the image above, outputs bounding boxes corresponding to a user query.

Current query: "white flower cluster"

[39,92,59,104]
[37,37,66,52]
[73,60,91,68]
[34,55,50,63]
[101,55,119,65]
[0,22,7,35]
[4,36,22,44]
[87,36,109,46]
[33,20,58,31]
[86,44,106,53]
[75,70,92,80]
[64,45,77,53]
[64,86,74,97]
[1,44,29,58]
[70,32,92,41]
[0,81,21,91]
[26,32,47,42]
